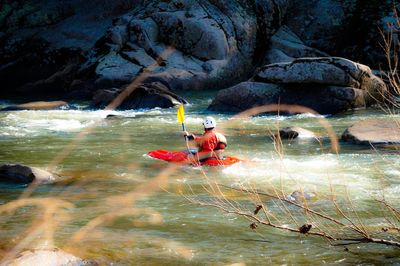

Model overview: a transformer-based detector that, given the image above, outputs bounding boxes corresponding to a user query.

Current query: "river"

[0,92,399,265]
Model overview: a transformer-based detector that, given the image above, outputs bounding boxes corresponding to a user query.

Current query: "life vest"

[215,132,227,150]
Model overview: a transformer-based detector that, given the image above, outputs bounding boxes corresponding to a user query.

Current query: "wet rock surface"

[277,126,316,140]
[0,164,61,184]
[342,119,400,146]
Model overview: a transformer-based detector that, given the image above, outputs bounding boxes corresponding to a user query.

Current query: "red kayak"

[147,149,240,166]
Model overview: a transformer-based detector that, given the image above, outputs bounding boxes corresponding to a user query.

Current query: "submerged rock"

[286,190,317,203]
[0,101,69,111]
[2,248,96,266]
[342,119,400,146]
[277,127,316,140]
[0,164,61,184]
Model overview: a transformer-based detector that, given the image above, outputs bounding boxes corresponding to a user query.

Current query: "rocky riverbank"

[0,0,399,149]
[1,0,397,112]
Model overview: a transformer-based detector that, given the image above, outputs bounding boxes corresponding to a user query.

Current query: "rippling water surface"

[0,92,399,265]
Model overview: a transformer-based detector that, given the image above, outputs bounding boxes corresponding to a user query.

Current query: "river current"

[0,92,399,265]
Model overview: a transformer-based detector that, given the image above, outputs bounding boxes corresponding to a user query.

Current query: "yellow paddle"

[177,103,186,132]
[177,104,193,160]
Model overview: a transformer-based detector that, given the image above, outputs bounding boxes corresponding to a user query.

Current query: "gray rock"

[121,48,157,68]
[286,190,316,203]
[1,0,396,106]
[107,25,128,51]
[1,0,291,104]
[0,164,61,184]
[208,82,280,112]
[91,0,289,94]
[208,81,369,115]
[95,52,142,86]
[342,119,400,146]
[277,127,316,140]
[129,18,159,52]
[145,68,207,91]
[152,11,229,60]
[1,101,69,111]
[255,57,372,88]
[92,88,120,108]
[265,26,329,64]
[92,82,187,110]
[2,248,97,266]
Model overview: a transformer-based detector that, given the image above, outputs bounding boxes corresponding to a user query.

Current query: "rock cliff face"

[0,0,394,112]
[285,0,393,67]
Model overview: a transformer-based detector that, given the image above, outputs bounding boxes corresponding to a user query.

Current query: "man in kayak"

[183,116,227,161]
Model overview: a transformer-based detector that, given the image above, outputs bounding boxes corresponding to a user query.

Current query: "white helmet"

[203,116,216,129]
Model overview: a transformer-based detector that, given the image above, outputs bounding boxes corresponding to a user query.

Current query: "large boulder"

[0,164,61,184]
[152,11,229,61]
[91,82,187,110]
[255,57,374,89]
[91,0,289,92]
[342,119,400,146]
[209,57,387,114]
[208,81,370,115]
[2,248,96,266]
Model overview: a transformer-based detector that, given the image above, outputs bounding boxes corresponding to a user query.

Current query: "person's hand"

[182,131,194,140]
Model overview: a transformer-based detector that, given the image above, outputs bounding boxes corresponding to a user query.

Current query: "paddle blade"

[177,104,185,124]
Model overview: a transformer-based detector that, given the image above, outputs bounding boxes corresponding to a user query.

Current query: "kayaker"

[183,116,227,161]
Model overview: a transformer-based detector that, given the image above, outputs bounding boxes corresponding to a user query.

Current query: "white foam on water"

[146,117,175,124]
[222,154,380,197]
[31,118,86,131]
[238,112,326,123]
[0,110,127,136]
[383,184,400,196]
[184,117,205,124]
[384,169,400,177]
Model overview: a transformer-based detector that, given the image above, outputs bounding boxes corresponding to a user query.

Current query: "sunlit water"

[0,92,399,265]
